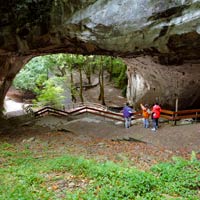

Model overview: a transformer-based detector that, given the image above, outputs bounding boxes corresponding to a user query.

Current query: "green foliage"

[14,54,72,107]
[13,54,73,92]
[151,157,200,198]
[48,157,159,199]
[33,77,65,108]
[13,54,128,106]
[191,150,197,162]
[0,143,199,200]
[13,56,49,91]
[112,60,127,88]
[107,57,127,96]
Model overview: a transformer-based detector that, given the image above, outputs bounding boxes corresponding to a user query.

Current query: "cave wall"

[125,56,200,109]
[0,0,200,111]
[0,56,31,112]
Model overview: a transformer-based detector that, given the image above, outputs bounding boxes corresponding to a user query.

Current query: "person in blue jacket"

[122,102,133,128]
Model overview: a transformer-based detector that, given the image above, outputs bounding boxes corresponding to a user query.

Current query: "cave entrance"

[4,54,128,117]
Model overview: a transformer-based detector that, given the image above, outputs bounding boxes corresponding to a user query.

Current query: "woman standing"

[151,103,161,132]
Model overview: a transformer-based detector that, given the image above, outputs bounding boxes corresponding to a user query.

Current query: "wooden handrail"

[161,109,175,115]
[34,103,199,125]
[34,105,137,122]
[160,108,200,124]
[174,114,200,120]
[174,109,200,115]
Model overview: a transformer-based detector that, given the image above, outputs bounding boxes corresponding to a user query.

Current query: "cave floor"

[0,115,199,169]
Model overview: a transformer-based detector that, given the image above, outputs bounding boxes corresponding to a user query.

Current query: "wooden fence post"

[196,112,198,123]
[174,97,178,125]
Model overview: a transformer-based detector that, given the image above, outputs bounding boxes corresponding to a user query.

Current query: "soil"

[3,74,200,170]
[0,114,200,170]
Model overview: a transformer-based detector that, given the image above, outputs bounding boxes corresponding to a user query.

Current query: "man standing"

[123,103,133,128]
[151,103,161,132]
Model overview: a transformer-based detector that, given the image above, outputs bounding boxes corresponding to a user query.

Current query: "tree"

[33,77,65,108]
[98,56,106,105]
[14,54,79,104]
[13,53,128,107]
[13,56,50,91]
[82,55,93,85]
[74,55,85,103]
[104,56,114,82]
[67,55,77,103]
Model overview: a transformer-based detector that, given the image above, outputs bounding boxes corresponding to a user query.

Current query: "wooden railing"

[33,103,200,125]
[34,105,142,122]
[160,109,175,120]
[64,102,107,111]
[161,109,200,124]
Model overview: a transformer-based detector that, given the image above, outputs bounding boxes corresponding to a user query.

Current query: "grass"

[0,143,199,200]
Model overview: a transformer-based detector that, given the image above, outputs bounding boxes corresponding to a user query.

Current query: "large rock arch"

[0,0,200,112]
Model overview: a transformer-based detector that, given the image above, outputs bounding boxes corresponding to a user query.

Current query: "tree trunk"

[98,69,101,101]
[70,70,76,103]
[79,64,84,103]
[86,73,91,85]
[98,57,105,105]
[82,56,92,85]
[109,57,114,82]
[101,66,105,105]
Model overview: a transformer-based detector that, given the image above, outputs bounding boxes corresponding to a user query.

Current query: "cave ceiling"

[0,0,199,62]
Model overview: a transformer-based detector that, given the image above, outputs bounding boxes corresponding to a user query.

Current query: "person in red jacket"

[151,103,161,132]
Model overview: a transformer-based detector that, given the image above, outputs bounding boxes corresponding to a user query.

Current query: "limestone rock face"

[0,0,200,58]
[0,0,200,111]
[125,57,200,109]
[0,56,31,111]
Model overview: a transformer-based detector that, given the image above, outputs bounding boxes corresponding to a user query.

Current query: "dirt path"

[1,114,199,170]
[50,117,199,150]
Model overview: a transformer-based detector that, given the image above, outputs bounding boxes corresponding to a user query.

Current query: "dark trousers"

[153,118,159,129]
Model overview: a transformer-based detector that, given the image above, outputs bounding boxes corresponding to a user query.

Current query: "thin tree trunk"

[86,72,91,85]
[79,64,84,103]
[70,70,76,103]
[84,56,91,85]
[98,57,105,105]
[98,69,102,101]
[109,57,113,82]
[101,64,105,105]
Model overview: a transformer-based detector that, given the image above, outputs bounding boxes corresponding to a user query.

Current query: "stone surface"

[125,56,200,109]
[0,1,200,58]
[0,0,200,111]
